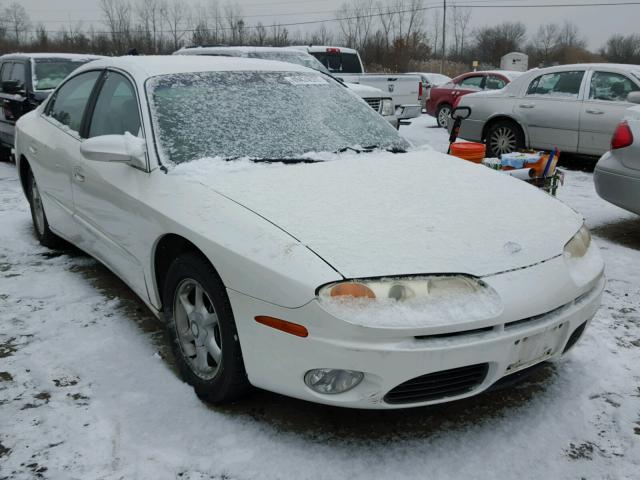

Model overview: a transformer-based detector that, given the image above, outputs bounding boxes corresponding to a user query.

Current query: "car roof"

[176,46,308,55]
[289,45,360,55]
[72,55,313,79]
[0,53,104,61]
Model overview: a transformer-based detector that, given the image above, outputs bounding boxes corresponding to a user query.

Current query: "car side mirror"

[80,132,147,169]
[627,92,640,104]
[1,80,25,96]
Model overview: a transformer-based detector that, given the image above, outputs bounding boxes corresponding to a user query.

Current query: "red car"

[426,70,523,127]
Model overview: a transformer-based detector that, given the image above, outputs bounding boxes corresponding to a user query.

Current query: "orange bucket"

[450,142,486,163]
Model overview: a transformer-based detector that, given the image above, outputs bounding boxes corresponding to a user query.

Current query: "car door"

[0,61,29,146]
[578,70,640,156]
[0,61,14,147]
[33,70,102,239]
[516,70,586,152]
[72,70,149,299]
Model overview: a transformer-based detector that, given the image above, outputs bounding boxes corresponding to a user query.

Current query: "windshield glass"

[33,58,94,90]
[148,71,407,164]
[246,51,330,74]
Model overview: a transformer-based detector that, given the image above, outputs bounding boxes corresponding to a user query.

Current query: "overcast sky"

[17,0,640,51]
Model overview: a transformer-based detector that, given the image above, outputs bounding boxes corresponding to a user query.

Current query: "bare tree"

[99,0,132,53]
[4,1,31,45]
[336,0,375,50]
[532,23,560,65]
[161,0,189,51]
[136,0,162,52]
[450,2,471,58]
[603,34,640,64]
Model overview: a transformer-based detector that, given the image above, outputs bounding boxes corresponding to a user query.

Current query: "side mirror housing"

[627,91,640,104]
[1,80,25,96]
[80,132,147,169]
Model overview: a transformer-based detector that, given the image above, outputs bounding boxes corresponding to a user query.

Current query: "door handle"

[585,109,604,115]
[519,103,535,109]
[73,167,85,183]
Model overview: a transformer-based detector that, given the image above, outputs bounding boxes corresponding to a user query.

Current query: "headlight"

[319,276,485,301]
[318,276,502,328]
[564,224,591,259]
[381,98,394,116]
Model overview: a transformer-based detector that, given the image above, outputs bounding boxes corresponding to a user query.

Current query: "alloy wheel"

[489,127,517,156]
[173,278,222,380]
[437,106,451,127]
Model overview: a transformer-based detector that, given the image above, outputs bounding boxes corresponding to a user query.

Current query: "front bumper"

[594,151,640,215]
[396,104,422,120]
[229,255,604,409]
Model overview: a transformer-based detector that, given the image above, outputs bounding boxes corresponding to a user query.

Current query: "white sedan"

[15,56,604,409]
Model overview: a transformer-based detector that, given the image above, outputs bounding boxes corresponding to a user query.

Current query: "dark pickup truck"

[0,53,102,160]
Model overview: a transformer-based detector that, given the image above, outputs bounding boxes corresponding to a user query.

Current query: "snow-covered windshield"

[246,51,330,74]
[148,71,408,164]
[33,58,94,90]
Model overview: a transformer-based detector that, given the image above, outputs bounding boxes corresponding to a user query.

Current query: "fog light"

[304,368,364,394]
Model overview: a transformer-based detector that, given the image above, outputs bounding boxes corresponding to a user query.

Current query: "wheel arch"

[152,233,220,313]
[18,154,32,198]
[482,115,528,146]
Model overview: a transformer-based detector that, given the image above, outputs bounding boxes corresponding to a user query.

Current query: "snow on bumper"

[229,255,604,409]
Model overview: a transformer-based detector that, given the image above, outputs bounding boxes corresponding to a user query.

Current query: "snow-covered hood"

[174,151,582,279]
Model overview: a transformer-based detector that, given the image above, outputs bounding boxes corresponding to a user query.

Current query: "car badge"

[388,84,395,93]
[503,241,522,254]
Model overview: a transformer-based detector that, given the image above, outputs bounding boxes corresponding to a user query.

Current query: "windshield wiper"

[363,145,407,154]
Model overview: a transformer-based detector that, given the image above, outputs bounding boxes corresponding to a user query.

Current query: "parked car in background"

[453,63,640,158]
[174,46,397,127]
[594,94,640,214]
[290,45,422,124]
[427,70,523,128]
[408,72,452,111]
[0,53,103,161]
[16,56,603,409]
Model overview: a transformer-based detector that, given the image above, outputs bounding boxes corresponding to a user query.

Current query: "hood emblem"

[503,241,522,254]
[388,84,395,93]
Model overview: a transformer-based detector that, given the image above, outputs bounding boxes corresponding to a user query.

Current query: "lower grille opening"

[415,326,493,340]
[563,321,587,353]
[384,363,489,404]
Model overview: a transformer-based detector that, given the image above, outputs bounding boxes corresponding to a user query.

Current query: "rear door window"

[458,76,484,90]
[485,75,507,90]
[1,63,14,83]
[45,71,101,134]
[309,51,363,74]
[526,71,585,98]
[589,71,639,102]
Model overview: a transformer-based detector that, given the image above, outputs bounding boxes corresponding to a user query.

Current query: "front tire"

[486,120,524,158]
[163,252,250,404]
[27,172,62,248]
[436,103,452,128]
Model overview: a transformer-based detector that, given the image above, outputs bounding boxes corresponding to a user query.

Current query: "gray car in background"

[453,63,640,158]
[594,95,640,215]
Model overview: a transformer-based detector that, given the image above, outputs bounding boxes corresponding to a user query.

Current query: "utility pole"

[440,0,446,74]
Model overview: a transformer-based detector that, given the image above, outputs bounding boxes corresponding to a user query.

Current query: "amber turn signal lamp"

[329,283,376,299]
[255,316,309,338]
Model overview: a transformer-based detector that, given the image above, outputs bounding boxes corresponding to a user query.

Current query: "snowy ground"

[1,115,639,479]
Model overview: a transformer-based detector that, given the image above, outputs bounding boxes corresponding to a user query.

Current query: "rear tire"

[485,120,524,158]
[163,252,250,404]
[27,171,62,248]
[435,103,452,128]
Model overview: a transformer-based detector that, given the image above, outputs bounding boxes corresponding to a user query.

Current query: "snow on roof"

[1,52,105,60]
[289,45,360,54]
[75,55,313,79]
[176,46,307,55]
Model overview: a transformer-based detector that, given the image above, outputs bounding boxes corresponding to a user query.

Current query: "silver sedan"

[453,63,640,158]
[594,96,640,215]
